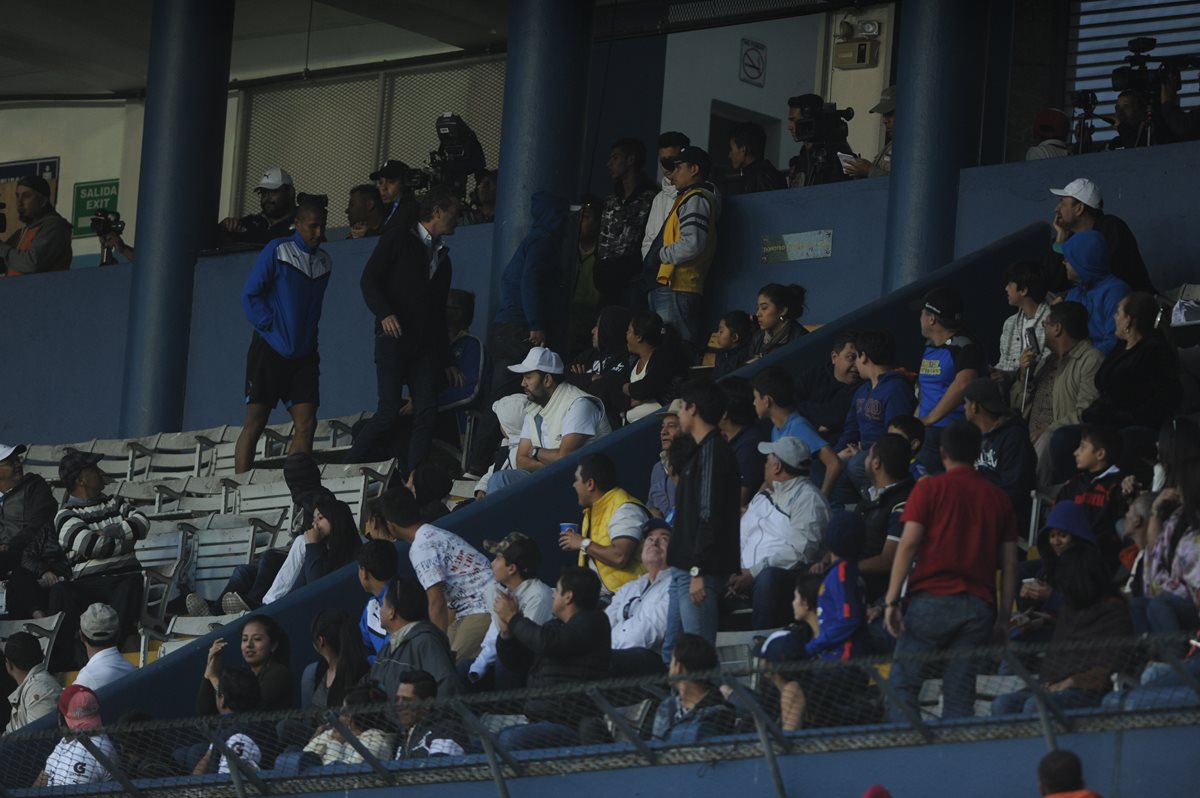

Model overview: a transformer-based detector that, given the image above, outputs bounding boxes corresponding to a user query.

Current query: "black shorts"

[244,333,320,409]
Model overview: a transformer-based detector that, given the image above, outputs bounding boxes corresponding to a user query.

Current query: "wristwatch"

[689,567,701,577]
[530,446,540,462]
[580,538,592,553]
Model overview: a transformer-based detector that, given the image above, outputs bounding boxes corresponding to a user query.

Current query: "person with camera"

[1160,76,1200,142]
[371,159,419,234]
[0,175,72,276]
[785,94,853,188]
[844,86,895,178]
[216,166,297,249]
[345,184,385,239]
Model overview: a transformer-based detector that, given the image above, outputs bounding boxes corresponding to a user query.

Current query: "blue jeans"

[487,468,532,493]
[991,687,1103,716]
[1129,593,1200,636]
[917,425,945,475]
[888,593,995,721]
[497,721,579,751]
[649,287,702,345]
[662,569,720,665]
[753,566,799,629]
[347,335,439,470]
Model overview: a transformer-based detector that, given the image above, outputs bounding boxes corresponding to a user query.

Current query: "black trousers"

[46,570,144,671]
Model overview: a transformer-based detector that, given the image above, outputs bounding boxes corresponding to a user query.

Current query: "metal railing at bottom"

[2,633,1199,798]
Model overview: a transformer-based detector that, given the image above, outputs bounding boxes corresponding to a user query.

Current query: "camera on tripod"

[792,99,855,146]
[91,209,126,266]
[402,113,488,200]
[1111,37,1197,96]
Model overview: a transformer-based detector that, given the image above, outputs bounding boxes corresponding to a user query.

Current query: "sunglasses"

[660,158,684,171]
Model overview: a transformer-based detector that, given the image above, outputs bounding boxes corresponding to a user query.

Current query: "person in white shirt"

[472,394,535,497]
[72,603,135,692]
[380,489,492,663]
[34,684,115,788]
[464,532,553,690]
[487,346,611,494]
[640,131,690,259]
[607,520,676,676]
[727,437,831,629]
[192,669,264,776]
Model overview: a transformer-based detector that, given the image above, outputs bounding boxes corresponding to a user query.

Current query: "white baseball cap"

[0,443,26,462]
[256,166,294,191]
[507,346,564,375]
[1050,178,1102,210]
[757,437,812,469]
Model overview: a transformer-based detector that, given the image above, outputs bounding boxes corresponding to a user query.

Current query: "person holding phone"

[992,261,1051,390]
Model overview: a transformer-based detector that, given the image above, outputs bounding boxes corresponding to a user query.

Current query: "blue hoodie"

[807,511,868,661]
[1035,500,1098,565]
[241,231,332,359]
[1062,230,1131,355]
[836,369,916,450]
[493,192,568,332]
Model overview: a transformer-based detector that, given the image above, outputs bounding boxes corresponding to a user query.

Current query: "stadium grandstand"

[3,0,1200,796]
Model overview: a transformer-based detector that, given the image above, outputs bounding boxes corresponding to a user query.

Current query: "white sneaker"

[186,592,212,617]
[221,592,251,615]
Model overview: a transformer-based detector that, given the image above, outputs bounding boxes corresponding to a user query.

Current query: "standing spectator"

[1026,108,1071,160]
[726,122,786,195]
[662,381,740,663]
[4,631,61,734]
[0,443,66,618]
[393,670,468,757]
[915,287,986,474]
[622,310,688,423]
[73,603,135,692]
[345,183,385,239]
[795,331,861,443]
[379,490,492,663]
[1061,230,1130,355]
[964,378,1037,525]
[235,199,331,473]
[607,521,675,663]
[749,283,808,360]
[494,567,611,750]
[595,138,658,309]
[651,634,735,742]
[33,685,114,787]
[993,260,1051,384]
[569,196,602,352]
[197,615,293,714]
[217,166,297,248]
[856,434,916,603]
[0,175,71,275]
[349,185,458,471]
[883,421,1018,720]
[644,146,721,345]
[752,367,844,497]
[370,159,418,233]
[712,310,754,379]
[1036,750,1100,798]
[369,576,459,698]
[640,131,690,261]
[647,401,684,519]
[718,377,767,509]
[560,454,649,598]
[1046,178,1154,294]
[356,539,399,658]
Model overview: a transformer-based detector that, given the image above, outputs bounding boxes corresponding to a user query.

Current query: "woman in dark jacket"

[749,283,808,361]
[568,305,634,427]
[623,310,688,424]
[198,614,294,715]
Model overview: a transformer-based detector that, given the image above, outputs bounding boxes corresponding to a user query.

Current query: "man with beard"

[217,166,297,248]
[0,175,72,275]
[486,347,612,493]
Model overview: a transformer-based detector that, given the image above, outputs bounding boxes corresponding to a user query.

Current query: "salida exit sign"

[71,179,119,237]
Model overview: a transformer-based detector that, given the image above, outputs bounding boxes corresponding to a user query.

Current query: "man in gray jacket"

[369,576,459,699]
[4,632,60,734]
[0,176,72,276]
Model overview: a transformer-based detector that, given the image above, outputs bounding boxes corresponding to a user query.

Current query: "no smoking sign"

[740,38,767,87]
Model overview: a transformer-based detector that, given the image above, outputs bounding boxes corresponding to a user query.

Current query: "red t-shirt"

[899,466,1016,605]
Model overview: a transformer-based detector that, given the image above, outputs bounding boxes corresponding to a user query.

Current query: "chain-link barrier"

[3,634,1198,798]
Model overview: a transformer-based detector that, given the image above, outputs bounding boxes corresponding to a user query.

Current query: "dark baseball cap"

[483,532,542,578]
[17,175,51,199]
[369,159,410,181]
[662,145,711,173]
[963,377,1009,416]
[59,451,104,490]
[922,287,964,324]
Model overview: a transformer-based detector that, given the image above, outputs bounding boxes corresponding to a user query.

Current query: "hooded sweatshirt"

[807,511,868,661]
[1062,231,1131,355]
[493,192,568,332]
[836,369,916,450]
[1036,501,1099,593]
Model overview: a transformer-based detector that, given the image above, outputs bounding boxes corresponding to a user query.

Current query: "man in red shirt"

[882,420,1017,719]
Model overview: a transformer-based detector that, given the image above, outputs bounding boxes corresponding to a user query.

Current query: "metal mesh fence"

[3,634,1199,797]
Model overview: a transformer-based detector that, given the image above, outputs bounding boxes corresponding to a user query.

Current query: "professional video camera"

[1111,37,1197,96]
[792,99,855,146]
[0,201,6,235]
[403,113,488,199]
[91,208,126,266]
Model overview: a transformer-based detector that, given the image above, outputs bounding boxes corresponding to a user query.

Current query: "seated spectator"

[726,121,786,195]
[569,196,601,352]
[835,330,914,498]
[843,86,895,178]
[73,603,136,692]
[856,434,916,603]
[795,331,861,444]
[198,615,293,714]
[494,567,611,750]
[993,260,1051,384]
[711,310,754,380]
[1020,501,1099,614]
[0,175,72,276]
[302,608,370,711]
[607,520,675,671]
[807,511,869,658]
[964,378,1037,525]
[465,532,553,690]
[749,283,808,361]
[369,576,459,698]
[1057,425,1127,570]
[1134,417,1200,636]
[651,633,735,742]
[255,492,361,612]
[1061,230,1130,355]
[992,546,1133,715]
[561,453,649,597]
[438,288,484,428]
[647,400,684,518]
[729,437,831,629]
[472,394,536,498]
[356,539,399,658]
[216,166,297,249]
[756,576,818,730]
[488,347,613,493]
[48,451,147,669]
[1011,301,1103,488]
[4,631,61,734]
[1046,178,1154,294]
[345,183,385,238]
[394,670,467,758]
[303,684,394,765]
[1025,108,1070,160]
[594,139,657,310]
[885,415,929,483]
[0,442,67,619]
[915,287,985,473]
[623,310,688,423]
[33,685,113,787]
[380,489,492,663]
[567,306,634,428]
[1120,492,1155,598]
[718,378,767,509]
[752,366,843,496]
[1037,749,1099,798]
[193,669,265,775]
[402,465,452,523]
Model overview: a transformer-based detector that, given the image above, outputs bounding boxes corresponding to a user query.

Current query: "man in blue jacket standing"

[1061,230,1130,355]
[236,200,331,473]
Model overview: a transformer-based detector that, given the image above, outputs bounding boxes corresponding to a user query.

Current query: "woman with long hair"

[304,608,370,711]
[623,310,687,424]
[197,614,294,715]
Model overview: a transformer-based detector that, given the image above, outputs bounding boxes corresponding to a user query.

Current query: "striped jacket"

[54,496,148,579]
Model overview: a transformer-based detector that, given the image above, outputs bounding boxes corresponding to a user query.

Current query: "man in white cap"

[217,165,298,248]
[845,85,895,178]
[0,443,67,618]
[487,347,612,493]
[727,437,831,629]
[72,603,135,692]
[1047,177,1154,294]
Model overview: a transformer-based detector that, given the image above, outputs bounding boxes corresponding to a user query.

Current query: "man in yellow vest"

[559,452,649,599]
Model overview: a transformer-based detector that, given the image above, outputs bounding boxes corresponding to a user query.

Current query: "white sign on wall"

[739,39,767,87]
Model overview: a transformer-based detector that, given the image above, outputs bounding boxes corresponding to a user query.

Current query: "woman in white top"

[622,310,687,424]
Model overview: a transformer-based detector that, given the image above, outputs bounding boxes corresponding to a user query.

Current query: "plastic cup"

[559,523,579,537]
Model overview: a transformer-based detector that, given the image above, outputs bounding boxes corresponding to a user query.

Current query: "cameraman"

[0,175,72,276]
[1160,78,1200,142]
[845,86,895,178]
[100,231,134,264]
[785,94,852,188]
